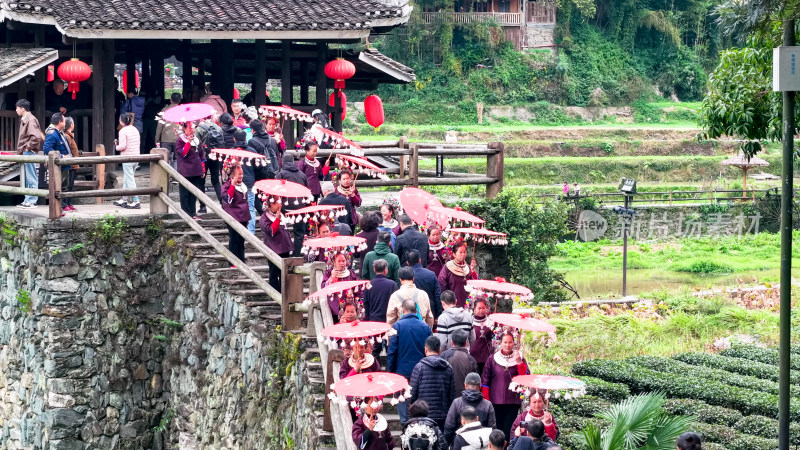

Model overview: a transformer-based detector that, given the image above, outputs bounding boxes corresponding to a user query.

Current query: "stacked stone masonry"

[0,213,319,450]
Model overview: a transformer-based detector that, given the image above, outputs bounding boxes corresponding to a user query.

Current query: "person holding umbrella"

[438,242,478,308]
[322,252,361,322]
[340,335,382,380]
[260,195,293,292]
[175,121,206,219]
[336,167,361,222]
[352,396,394,450]
[482,331,529,439]
[221,165,250,264]
[426,226,450,278]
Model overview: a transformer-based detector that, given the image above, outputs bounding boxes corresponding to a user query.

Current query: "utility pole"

[778,19,795,450]
[622,194,630,297]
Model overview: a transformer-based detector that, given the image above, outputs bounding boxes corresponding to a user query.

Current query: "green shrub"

[662,398,743,427]
[692,422,741,446]
[628,356,782,396]
[733,415,800,445]
[571,359,800,420]
[721,345,800,370]
[702,444,728,450]
[580,377,631,403]
[551,396,611,418]
[673,352,800,385]
[557,414,611,433]
[727,435,779,450]
[558,432,590,450]
[672,260,733,274]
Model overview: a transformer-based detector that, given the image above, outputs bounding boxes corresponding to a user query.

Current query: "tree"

[581,392,694,450]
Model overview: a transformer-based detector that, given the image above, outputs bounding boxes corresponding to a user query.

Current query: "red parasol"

[302,235,368,259]
[510,375,587,399]
[209,148,269,167]
[331,372,411,407]
[253,179,313,205]
[336,154,388,180]
[429,206,485,226]
[308,126,363,155]
[321,321,395,349]
[399,187,444,227]
[448,227,508,246]
[467,279,533,302]
[305,280,371,306]
[258,105,314,122]
[489,313,556,333]
[161,103,216,123]
[285,204,346,225]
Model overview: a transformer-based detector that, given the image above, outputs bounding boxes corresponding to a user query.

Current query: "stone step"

[382,413,403,431]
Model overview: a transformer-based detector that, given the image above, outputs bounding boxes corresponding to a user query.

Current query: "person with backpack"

[402,400,445,450]
[452,407,493,450]
[195,117,225,207]
[247,119,280,215]
[352,396,394,450]
[175,121,206,219]
[408,336,456,431]
[386,267,434,328]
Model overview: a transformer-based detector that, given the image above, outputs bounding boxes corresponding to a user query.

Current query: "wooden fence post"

[486,142,504,199]
[282,257,305,331]
[149,148,169,214]
[47,152,61,219]
[408,143,419,188]
[95,144,105,204]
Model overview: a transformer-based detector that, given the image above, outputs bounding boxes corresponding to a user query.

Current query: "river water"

[562,267,800,299]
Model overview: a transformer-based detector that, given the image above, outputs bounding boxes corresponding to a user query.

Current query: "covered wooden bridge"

[0,0,415,154]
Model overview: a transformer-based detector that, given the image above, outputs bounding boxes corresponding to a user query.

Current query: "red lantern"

[233,87,240,99]
[324,58,356,90]
[47,65,54,83]
[329,90,347,122]
[57,58,92,100]
[364,95,384,131]
[122,69,140,92]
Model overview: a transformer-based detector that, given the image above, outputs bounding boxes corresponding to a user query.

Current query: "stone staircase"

[166,213,405,448]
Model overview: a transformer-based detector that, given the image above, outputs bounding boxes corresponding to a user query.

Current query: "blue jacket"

[395,227,430,267]
[409,355,456,422]
[363,275,398,322]
[387,313,432,378]
[121,96,145,132]
[43,126,70,169]
[412,263,442,318]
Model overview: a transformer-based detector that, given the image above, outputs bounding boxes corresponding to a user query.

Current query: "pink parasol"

[429,206,485,226]
[489,313,556,333]
[448,227,508,246]
[330,373,412,407]
[253,179,313,205]
[336,154,388,180]
[309,126,363,155]
[161,103,216,123]
[467,279,533,302]
[509,375,587,399]
[399,187,444,227]
[284,204,346,225]
[302,235,368,259]
[321,321,395,349]
[208,148,269,167]
[258,105,314,122]
[305,280,371,306]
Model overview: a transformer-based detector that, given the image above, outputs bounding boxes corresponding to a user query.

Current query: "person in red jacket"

[221,166,250,264]
[510,390,560,442]
[260,195,293,292]
[481,331,528,439]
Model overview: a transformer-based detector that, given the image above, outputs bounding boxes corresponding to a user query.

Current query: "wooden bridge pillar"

[281,256,305,331]
[486,142,505,199]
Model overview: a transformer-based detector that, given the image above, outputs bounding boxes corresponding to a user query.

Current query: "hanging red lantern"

[47,65,55,83]
[233,87,240,99]
[329,90,347,122]
[122,69,140,91]
[57,58,92,100]
[364,95,384,131]
[324,58,356,90]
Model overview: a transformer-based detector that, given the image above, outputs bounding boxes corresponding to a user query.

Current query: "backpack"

[196,122,225,154]
[401,422,438,450]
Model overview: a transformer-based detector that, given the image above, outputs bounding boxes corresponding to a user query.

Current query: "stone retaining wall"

[0,213,318,449]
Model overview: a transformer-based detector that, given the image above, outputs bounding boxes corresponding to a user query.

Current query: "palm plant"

[581,391,694,450]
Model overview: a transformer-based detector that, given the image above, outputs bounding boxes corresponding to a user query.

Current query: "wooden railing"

[0,111,19,153]
[545,188,779,205]
[311,138,505,198]
[421,11,523,26]
[527,1,557,23]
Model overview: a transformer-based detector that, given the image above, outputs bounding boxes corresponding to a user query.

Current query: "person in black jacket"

[219,113,237,149]
[409,336,456,431]
[276,153,309,256]
[408,250,442,319]
[444,372,497,446]
[395,214,430,267]
[403,400,446,450]
[508,420,555,450]
[247,119,280,216]
[319,181,355,229]
[364,260,398,357]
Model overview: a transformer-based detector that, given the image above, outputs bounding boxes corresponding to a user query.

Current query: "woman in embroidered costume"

[322,252,360,322]
[481,331,529,440]
[339,333,382,380]
[296,141,329,202]
[437,242,478,308]
[260,195,293,292]
[469,297,493,377]
[352,396,394,450]
[426,225,449,277]
[379,201,402,237]
[510,389,560,442]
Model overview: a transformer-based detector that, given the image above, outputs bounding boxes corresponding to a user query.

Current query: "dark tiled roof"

[0,0,411,32]
[358,48,415,82]
[0,47,58,88]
